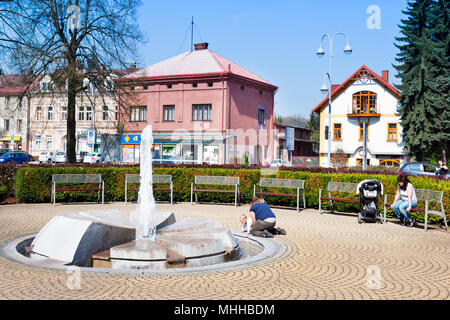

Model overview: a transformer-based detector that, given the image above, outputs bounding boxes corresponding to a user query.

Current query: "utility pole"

[191,16,194,51]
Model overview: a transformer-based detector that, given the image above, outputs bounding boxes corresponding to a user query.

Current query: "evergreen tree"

[394,0,449,162]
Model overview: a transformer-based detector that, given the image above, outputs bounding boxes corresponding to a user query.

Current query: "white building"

[312,65,407,168]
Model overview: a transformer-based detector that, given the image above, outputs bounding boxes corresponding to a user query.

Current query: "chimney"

[382,70,389,83]
[129,62,136,69]
[194,42,209,50]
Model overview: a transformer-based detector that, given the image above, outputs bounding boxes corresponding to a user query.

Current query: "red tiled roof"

[312,65,402,113]
[121,48,276,89]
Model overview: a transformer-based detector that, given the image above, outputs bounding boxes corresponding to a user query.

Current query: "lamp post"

[317,32,352,168]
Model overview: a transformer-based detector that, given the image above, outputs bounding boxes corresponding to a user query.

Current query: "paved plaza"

[0,202,449,300]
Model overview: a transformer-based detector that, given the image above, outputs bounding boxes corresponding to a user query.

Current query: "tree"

[394,0,449,163]
[0,0,145,163]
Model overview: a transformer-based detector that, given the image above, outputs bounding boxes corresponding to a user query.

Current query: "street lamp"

[316,32,352,168]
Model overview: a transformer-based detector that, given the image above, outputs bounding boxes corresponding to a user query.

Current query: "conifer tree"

[394,0,449,162]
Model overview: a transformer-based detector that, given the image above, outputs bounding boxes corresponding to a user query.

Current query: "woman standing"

[390,173,417,227]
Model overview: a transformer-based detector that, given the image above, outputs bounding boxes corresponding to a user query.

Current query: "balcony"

[347,105,380,118]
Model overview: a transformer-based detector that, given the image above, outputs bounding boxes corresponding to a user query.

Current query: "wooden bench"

[383,189,448,232]
[253,178,306,212]
[52,174,104,204]
[191,176,240,207]
[319,182,359,214]
[124,174,173,204]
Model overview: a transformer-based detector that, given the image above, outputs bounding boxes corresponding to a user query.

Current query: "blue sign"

[285,127,294,151]
[122,134,141,144]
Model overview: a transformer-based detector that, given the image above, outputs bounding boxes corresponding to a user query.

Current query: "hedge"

[14,166,450,226]
[0,185,7,202]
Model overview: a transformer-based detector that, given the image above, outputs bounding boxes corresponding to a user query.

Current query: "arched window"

[352,91,377,114]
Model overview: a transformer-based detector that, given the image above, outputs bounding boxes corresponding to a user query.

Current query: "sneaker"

[262,230,274,238]
[408,218,416,228]
[276,228,287,235]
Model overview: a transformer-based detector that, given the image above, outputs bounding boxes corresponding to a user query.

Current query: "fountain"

[19,125,253,271]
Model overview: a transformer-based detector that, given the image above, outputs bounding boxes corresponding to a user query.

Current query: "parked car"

[269,159,293,167]
[39,151,55,163]
[83,153,102,164]
[398,162,450,178]
[76,151,89,163]
[54,151,68,163]
[0,151,31,164]
[0,148,10,156]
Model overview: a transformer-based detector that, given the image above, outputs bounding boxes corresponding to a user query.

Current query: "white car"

[76,151,89,163]
[269,159,293,167]
[83,153,102,164]
[54,151,67,163]
[39,151,55,163]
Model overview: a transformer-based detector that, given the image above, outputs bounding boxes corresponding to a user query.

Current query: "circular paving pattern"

[0,202,449,300]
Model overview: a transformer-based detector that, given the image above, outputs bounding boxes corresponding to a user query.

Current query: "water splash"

[130,125,157,240]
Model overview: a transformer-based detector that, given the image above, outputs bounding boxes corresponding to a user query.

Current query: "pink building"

[117,43,278,164]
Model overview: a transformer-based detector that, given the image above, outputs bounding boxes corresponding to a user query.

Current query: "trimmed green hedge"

[0,185,7,202]
[14,166,450,226]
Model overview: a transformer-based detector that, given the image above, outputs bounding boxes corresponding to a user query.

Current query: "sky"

[135,0,408,118]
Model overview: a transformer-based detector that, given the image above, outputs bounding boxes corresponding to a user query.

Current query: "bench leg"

[52,182,55,205]
[253,185,256,198]
[425,200,428,232]
[235,185,238,207]
[170,182,173,205]
[190,182,193,205]
[296,188,299,213]
[102,181,104,205]
[442,203,448,231]
[319,189,321,214]
[329,191,334,213]
[303,189,306,209]
[125,183,128,204]
[384,194,387,224]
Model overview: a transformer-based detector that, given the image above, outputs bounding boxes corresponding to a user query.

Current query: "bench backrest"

[52,174,102,184]
[259,178,304,189]
[415,189,443,203]
[195,175,240,185]
[328,181,358,193]
[125,174,172,184]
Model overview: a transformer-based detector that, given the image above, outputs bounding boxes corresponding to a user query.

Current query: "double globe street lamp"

[316,33,352,168]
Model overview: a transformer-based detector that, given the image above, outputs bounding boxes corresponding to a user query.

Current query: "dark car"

[0,151,32,164]
[398,162,450,178]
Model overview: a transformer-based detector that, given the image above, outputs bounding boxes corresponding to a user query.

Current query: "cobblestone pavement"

[0,202,449,300]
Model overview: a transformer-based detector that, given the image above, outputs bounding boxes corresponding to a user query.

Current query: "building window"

[192,104,212,121]
[130,106,147,122]
[359,123,369,141]
[47,106,53,120]
[207,82,213,87]
[192,83,198,88]
[387,123,398,141]
[258,109,265,126]
[163,105,175,122]
[46,135,52,150]
[35,136,41,150]
[325,125,329,140]
[352,91,377,114]
[78,106,85,121]
[17,119,22,132]
[333,123,342,140]
[4,119,9,132]
[61,106,67,121]
[36,106,43,121]
[86,106,92,121]
[5,97,10,109]
[102,106,109,121]
[167,84,172,89]
[115,105,118,121]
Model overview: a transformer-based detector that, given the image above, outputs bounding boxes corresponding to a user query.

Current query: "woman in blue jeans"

[390,173,417,227]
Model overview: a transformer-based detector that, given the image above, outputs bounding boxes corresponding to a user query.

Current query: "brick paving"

[0,202,449,300]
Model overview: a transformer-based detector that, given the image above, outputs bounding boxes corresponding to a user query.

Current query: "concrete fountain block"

[31,210,135,267]
[110,239,167,260]
[155,235,224,258]
[158,217,222,233]
[161,228,239,251]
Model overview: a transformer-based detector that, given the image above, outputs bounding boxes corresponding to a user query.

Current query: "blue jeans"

[392,200,417,221]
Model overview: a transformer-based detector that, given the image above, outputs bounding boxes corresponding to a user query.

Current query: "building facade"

[312,65,407,168]
[117,43,278,165]
[273,122,315,161]
[0,75,29,151]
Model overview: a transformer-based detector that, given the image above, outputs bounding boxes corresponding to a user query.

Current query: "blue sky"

[136,0,408,118]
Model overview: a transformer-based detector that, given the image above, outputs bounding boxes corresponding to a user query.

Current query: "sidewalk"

[0,202,449,300]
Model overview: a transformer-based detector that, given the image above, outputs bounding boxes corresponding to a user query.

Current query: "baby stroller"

[356,179,383,223]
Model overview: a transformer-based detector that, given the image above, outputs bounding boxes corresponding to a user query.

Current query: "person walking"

[390,173,417,227]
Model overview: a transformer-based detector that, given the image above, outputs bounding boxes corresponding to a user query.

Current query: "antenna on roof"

[191,16,194,52]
